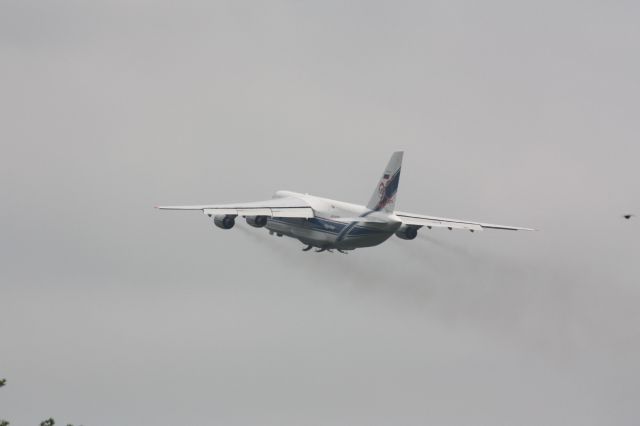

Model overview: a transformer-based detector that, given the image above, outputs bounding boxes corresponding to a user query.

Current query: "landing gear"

[301,245,349,254]
[315,248,334,253]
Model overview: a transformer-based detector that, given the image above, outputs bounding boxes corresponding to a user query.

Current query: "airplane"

[156,152,535,253]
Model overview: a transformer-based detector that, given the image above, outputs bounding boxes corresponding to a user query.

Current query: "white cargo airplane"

[156,152,534,252]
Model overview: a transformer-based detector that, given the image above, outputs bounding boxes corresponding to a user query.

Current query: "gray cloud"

[1,1,639,425]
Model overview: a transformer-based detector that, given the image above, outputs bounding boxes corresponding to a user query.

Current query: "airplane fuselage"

[264,191,402,250]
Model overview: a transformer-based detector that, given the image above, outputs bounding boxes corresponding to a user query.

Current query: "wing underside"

[156,197,314,218]
[395,211,535,231]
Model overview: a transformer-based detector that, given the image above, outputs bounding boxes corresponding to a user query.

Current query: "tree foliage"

[1,378,82,426]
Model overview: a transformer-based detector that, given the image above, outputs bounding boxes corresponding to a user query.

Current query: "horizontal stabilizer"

[331,216,391,224]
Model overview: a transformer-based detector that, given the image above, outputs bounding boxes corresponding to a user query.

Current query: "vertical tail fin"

[367,151,403,213]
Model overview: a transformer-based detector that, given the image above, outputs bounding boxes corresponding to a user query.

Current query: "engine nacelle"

[395,224,419,240]
[213,214,236,230]
[245,215,268,228]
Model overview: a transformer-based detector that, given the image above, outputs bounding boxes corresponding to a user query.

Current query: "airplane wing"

[395,211,535,232]
[156,196,314,218]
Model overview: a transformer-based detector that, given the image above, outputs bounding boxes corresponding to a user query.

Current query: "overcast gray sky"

[1,1,639,425]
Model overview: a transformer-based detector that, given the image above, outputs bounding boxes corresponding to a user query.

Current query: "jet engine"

[213,214,236,230]
[395,224,420,240]
[246,215,268,228]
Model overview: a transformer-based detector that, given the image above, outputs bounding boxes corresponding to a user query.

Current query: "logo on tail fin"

[373,169,400,211]
[367,151,403,213]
